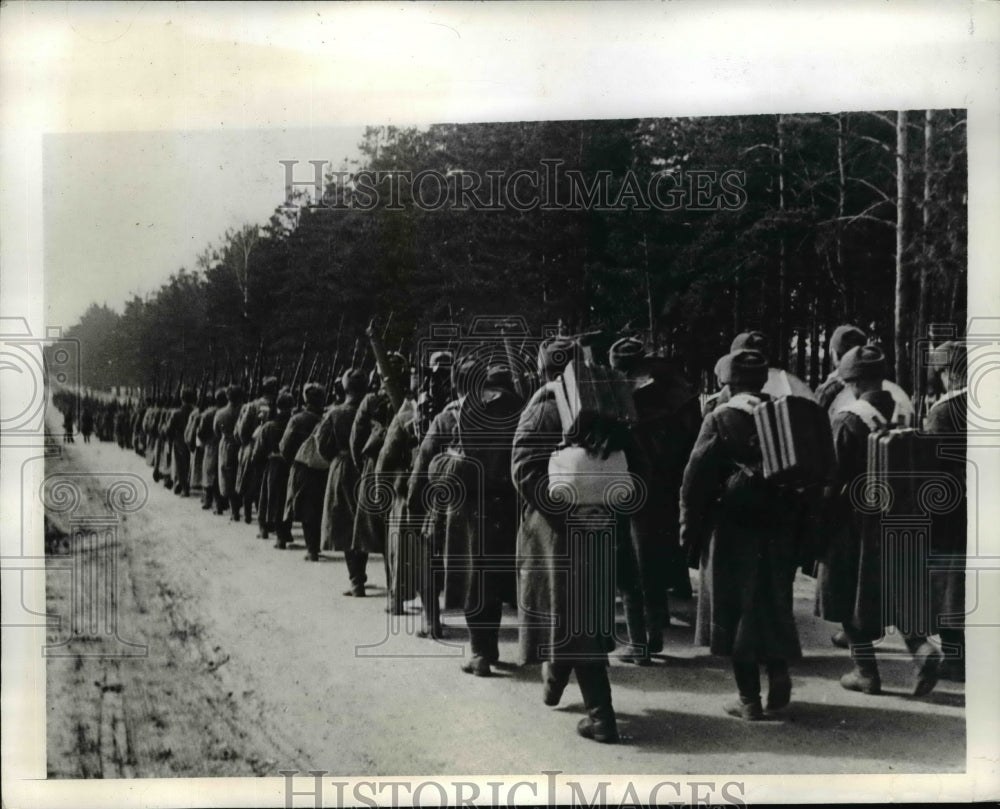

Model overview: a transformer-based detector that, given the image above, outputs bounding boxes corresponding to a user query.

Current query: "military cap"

[341,368,368,396]
[261,376,279,394]
[609,337,646,373]
[538,336,577,376]
[451,356,478,396]
[485,364,515,391]
[726,349,768,389]
[714,353,732,385]
[830,325,867,359]
[180,387,196,404]
[303,383,326,407]
[385,352,409,378]
[275,391,295,412]
[214,388,229,405]
[730,330,770,358]
[429,350,453,373]
[838,345,886,382]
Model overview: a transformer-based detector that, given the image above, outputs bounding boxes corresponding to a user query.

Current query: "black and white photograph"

[2,2,999,807]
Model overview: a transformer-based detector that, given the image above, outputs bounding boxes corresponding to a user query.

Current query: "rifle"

[306,351,321,384]
[289,340,308,400]
[251,337,265,398]
[350,336,361,369]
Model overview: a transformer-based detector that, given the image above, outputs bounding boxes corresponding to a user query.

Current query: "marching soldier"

[680,350,802,720]
[814,345,943,696]
[252,389,294,543]
[511,338,624,743]
[924,341,967,682]
[281,383,327,560]
[198,388,227,513]
[349,353,408,594]
[236,376,279,526]
[407,356,472,639]
[214,385,246,521]
[167,388,196,497]
[374,386,420,615]
[316,371,366,582]
[185,390,204,493]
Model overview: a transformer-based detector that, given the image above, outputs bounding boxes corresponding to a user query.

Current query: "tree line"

[59,111,967,397]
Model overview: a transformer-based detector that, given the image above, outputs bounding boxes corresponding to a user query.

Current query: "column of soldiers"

[75,321,966,744]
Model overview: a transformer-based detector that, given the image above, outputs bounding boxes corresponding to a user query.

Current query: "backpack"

[866,426,934,516]
[753,395,836,489]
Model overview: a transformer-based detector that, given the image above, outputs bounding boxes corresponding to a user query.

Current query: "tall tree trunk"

[836,113,850,318]
[894,111,910,389]
[777,114,788,366]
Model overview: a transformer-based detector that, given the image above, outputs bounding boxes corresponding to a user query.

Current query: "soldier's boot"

[619,590,651,665]
[576,664,619,743]
[542,661,572,707]
[645,604,668,655]
[908,638,943,697]
[765,659,792,712]
[841,642,882,695]
[728,661,765,720]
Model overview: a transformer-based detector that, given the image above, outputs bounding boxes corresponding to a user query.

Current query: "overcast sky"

[44,126,364,328]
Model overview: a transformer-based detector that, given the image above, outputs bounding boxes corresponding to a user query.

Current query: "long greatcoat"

[317,400,361,552]
[680,391,802,662]
[236,395,274,500]
[197,406,220,489]
[252,411,291,527]
[168,403,194,488]
[350,391,395,554]
[214,402,241,499]
[629,365,703,600]
[374,399,420,600]
[407,400,461,608]
[184,407,203,489]
[814,390,896,636]
[511,385,621,666]
[924,388,967,635]
[281,407,324,525]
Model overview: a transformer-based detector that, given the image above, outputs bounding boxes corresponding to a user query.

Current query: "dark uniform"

[214,386,245,520]
[198,390,226,512]
[167,390,195,496]
[512,375,623,744]
[253,392,294,544]
[349,387,395,584]
[374,398,420,612]
[815,345,943,696]
[681,351,801,720]
[281,384,326,560]
[317,374,364,584]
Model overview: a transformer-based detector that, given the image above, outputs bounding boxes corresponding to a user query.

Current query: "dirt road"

[45,412,965,778]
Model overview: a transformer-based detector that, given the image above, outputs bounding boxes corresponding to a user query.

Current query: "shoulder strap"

[717,391,762,415]
[843,398,888,432]
[548,380,574,434]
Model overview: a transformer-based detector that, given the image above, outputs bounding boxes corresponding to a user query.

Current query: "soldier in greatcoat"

[235,376,279,527]
[924,341,967,682]
[407,356,469,639]
[610,337,702,660]
[167,388,196,496]
[252,390,294,543]
[680,349,802,720]
[374,389,420,614]
[281,383,327,560]
[198,388,227,513]
[317,371,366,584]
[156,403,174,487]
[214,385,246,521]
[814,345,943,696]
[511,338,625,744]
[348,354,408,593]
[184,392,204,493]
